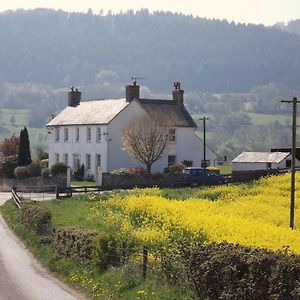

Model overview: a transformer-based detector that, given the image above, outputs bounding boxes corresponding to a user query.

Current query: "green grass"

[0,198,196,299]
[246,112,295,125]
[71,180,96,187]
[217,162,232,175]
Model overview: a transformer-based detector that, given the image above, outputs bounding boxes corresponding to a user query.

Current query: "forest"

[0,9,300,156]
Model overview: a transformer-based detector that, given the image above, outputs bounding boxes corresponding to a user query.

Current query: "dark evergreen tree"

[18,127,32,166]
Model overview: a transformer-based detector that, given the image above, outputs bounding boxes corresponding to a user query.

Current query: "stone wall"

[102,172,185,188]
[0,174,67,192]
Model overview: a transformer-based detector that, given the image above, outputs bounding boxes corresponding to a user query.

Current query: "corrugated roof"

[47,97,197,128]
[232,152,290,163]
[139,99,197,127]
[47,98,129,126]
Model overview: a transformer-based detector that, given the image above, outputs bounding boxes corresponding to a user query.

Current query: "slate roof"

[232,152,290,164]
[47,98,129,126]
[47,98,197,128]
[138,99,197,127]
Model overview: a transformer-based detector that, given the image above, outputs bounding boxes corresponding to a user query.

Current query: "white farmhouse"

[46,82,216,178]
[232,151,295,171]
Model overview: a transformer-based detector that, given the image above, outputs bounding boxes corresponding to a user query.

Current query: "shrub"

[14,166,29,179]
[53,227,98,261]
[182,160,193,167]
[40,159,48,169]
[27,162,41,177]
[20,202,52,235]
[0,155,18,178]
[41,168,50,178]
[169,163,185,173]
[72,164,84,180]
[183,243,300,300]
[111,167,130,175]
[51,162,68,176]
[127,167,145,174]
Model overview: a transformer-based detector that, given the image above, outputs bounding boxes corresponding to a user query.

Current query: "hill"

[1,9,300,93]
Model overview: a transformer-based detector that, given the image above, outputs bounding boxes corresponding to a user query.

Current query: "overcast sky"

[0,0,299,25]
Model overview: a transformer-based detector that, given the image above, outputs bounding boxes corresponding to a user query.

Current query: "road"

[0,193,84,300]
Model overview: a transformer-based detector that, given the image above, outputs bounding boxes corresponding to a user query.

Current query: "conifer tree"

[18,126,32,166]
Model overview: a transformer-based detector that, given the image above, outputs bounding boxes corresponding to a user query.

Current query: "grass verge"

[0,200,195,299]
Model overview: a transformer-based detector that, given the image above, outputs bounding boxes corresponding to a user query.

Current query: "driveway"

[0,193,85,300]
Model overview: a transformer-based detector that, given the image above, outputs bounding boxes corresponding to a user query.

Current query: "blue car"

[183,167,226,187]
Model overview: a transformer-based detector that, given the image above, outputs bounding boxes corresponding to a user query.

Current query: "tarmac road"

[0,193,84,300]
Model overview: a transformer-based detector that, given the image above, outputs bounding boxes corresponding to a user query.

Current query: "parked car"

[183,167,226,186]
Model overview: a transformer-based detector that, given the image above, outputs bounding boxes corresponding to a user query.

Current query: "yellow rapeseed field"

[89,173,300,254]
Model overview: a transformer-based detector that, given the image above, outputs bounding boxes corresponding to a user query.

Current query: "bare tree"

[122,113,171,173]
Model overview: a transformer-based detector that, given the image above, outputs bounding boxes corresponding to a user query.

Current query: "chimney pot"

[172,82,184,105]
[68,87,81,107]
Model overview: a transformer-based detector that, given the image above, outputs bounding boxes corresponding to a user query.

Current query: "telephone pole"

[199,116,209,171]
[281,97,299,229]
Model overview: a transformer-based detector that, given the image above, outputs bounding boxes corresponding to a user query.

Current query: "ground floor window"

[63,153,68,165]
[168,155,176,167]
[86,154,91,170]
[95,154,101,169]
[73,154,81,169]
[55,153,59,164]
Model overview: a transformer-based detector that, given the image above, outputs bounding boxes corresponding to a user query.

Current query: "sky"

[0,0,299,25]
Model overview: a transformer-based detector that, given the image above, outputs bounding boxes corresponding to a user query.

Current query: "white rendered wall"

[48,125,108,177]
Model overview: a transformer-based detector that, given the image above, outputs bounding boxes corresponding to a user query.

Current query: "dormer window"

[168,128,176,142]
[96,127,102,142]
[55,128,60,142]
[87,127,91,142]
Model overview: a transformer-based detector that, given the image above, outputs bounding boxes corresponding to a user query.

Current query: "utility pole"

[200,116,209,179]
[281,97,299,229]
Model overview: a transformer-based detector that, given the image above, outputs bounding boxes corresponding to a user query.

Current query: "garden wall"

[102,173,185,188]
[0,174,67,192]
[232,169,279,182]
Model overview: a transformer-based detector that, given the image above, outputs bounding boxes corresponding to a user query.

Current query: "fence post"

[55,185,59,199]
[142,246,148,279]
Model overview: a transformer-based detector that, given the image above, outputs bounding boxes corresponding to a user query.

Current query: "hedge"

[52,227,98,262]
[182,243,300,300]
[20,201,52,235]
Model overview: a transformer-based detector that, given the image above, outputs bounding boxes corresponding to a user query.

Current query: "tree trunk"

[146,163,152,174]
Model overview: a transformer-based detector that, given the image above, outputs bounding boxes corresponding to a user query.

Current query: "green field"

[0,108,47,148]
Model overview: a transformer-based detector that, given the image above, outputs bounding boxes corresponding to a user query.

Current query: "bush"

[183,243,300,300]
[20,202,52,235]
[169,163,185,173]
[53,227,98,261]
[111,167,130,175]
[182,160,193,167]
[93,232,136,272]
[27,162,41,177]
[14,166,29,179]
[0,155,18,178]
[41,168,50,178]
[40,159,48,169]
[51,162,68,176]
[72,164,84,180]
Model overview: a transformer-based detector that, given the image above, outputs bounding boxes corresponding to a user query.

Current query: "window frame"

[168,155,176,167]
[64,127,69,142]
[87,127,91,142]
[75,127,80,142]
[96,127,102,142]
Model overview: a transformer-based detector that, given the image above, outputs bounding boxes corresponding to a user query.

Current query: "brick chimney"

[126,82,140,102]
[68,87,81,107]
[172,82,184,106]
